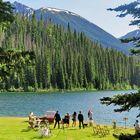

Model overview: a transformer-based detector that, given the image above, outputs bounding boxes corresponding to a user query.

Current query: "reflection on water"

[0,90,138,127]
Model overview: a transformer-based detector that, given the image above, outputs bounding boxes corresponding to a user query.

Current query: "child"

[39,127,50,137]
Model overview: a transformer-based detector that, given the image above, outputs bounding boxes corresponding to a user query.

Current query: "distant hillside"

[12,1,130,54]
[121,29,140,39]
[1,14,140,91]
[120,29,140,49]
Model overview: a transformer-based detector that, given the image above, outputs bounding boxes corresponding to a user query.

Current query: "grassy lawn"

[0,117,135,140]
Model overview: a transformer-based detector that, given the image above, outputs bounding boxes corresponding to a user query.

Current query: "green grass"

[0,117,135,140]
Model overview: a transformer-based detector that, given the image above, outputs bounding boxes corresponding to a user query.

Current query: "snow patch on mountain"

[12,1,131,54]
[40,7,78,16]
[13,1,34,17]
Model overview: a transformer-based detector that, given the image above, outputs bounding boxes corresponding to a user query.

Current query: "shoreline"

[0,88,138,94]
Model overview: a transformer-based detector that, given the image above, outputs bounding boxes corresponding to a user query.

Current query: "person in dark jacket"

[78,111,84,129]
[54,111,61,129]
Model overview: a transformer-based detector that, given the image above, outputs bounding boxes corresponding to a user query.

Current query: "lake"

[0,90,138,127]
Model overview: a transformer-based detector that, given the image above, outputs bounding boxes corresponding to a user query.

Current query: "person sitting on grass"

[78,111,84,129]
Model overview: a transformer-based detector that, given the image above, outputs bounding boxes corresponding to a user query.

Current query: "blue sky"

[8,0,137,37]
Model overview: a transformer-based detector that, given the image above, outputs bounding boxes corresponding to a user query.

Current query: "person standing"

[66,113,70,128]
[72,112,77,127]
[28,112,36,128]
[88,110,93,126]
[134,120,140,137]
[54,111,61,129]
[78,111,84,129]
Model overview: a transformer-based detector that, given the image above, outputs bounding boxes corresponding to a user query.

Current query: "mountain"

[13,1,34,17]
[120,29,140,49]
[2,13,140,91]
[12,1,130,54]
[121,29,140,39]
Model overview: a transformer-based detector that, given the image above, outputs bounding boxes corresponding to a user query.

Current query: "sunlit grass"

[0,117,135,140]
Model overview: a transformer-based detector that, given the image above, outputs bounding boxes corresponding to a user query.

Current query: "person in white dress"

[88,110,93,126]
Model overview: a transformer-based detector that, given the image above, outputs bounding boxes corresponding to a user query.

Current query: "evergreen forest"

[0,14,140,92]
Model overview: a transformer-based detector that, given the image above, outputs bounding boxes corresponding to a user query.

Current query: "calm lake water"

[0,90,138,127]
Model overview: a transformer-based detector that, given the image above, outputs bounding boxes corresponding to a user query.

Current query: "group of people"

[54,110,93,129]
[28,111,140,138]
[28,110,93,129]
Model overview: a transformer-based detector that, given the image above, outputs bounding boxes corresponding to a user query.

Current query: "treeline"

[0,14,140,91]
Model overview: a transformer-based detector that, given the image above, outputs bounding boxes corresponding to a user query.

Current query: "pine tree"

[101,1,140,118]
